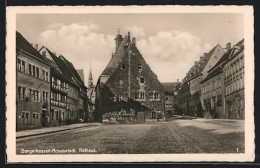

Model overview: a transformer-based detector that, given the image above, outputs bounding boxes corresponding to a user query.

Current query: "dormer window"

[121,64,126,70]
[138,64,142,70]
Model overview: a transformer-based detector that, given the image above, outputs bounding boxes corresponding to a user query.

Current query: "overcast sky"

[17,13,243,85]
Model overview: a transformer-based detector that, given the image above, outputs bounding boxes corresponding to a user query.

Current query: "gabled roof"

[59,55,86,88]
[185,44,219,81]
[16,31,49,66]
[207,48,232,74]
[202,39,244,84]
[42,47,70,82]
[101,35,130,76]
[162,82,178,93]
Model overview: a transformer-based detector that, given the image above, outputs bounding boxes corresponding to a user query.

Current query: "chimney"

[200,56,204,60]
[128,32,131,41]
[112,53,114,58]
[132,38,136,45]
[33,44,38,51]
[204,53,207,57]
[226,42,231,52]
[177,79,179,83]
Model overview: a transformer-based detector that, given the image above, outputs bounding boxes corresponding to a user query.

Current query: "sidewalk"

[16,122,102,139]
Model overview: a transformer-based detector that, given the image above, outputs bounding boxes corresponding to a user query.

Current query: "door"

[42,110,46,127]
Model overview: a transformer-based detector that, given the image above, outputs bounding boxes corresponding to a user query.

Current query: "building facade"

[38,47,69,126]
[95,32,165,122]
[201,68,225,119]
[200,39,244,119]
[162,82,179,115]
[177,44,225,117]
[16,32,51,131]
[223,40,244,119]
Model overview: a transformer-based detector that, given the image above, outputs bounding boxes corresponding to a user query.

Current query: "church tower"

[88,62,93,88]
[115,28,123,52]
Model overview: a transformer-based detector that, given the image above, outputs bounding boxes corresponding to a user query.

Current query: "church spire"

[115,28,123,52]
[88,61,93,88]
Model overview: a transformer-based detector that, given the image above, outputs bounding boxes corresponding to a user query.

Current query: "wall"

[17,53,50,131]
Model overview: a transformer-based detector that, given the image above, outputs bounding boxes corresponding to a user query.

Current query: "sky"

[16,13,243,85]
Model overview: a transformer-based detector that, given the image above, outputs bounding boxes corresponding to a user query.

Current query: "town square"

[10,7,252,159]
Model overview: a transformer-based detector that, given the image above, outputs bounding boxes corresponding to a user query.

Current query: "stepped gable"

[207,48,233,74]
[101,35,129,76]
[202,39,244,83]
[185,44,219,81]
[16,31,48,66]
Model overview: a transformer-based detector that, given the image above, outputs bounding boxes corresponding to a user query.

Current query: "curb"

[16,124,100,139]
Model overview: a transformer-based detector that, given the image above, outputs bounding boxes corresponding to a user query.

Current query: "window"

[42,69,46,80]
[121,64,126,70]
[33,113,36,119]
[46,72,49,82]
[138,64,142,70]
[165,96,168,101]
[32,65,35,77]
[119,95,123,101]
[36,114,39,119]
[140,77,144,83]
[231,83,233,93]
[17,86,26,100]
[152,112,156,119]
[154,93,159,99]
[43,91,48,101]
[36,67,39,78]
[17,58,25,72]
[140,92,145,99]
[25,112,29,119]
[29,89,39,102]
[28,64,32,75]
[21,112,25,118]
[119,80,124,86]
[136,92,145,100]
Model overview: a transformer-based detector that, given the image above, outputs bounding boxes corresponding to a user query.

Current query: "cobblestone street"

[16,119,244,154]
